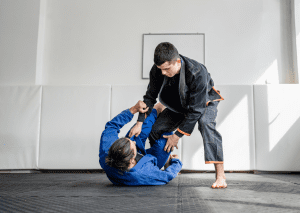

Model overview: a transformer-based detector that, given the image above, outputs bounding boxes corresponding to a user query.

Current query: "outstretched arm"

[99,101,148,156]
[129,65,164,137]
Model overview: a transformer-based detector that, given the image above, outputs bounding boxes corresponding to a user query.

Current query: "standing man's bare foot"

[211,163,227,189]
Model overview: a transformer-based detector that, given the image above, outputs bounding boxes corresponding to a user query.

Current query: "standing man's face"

[156,59,181,78]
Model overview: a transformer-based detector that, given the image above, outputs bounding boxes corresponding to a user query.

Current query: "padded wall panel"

[0,86,42,169]
[254,85,300,171]
[38,86,110,169]
[111,85,182,159]
[182,85,255,171]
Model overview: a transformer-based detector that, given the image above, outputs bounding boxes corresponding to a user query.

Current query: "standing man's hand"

[163,134,180,153]
[129,100,149,137]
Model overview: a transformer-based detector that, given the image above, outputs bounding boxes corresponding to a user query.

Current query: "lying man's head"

[105,137,137,171]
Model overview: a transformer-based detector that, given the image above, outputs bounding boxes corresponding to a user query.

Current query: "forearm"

[137,91,158,122]
[138,65,164,122]
[137,102,155,122]
[100,109,133,155]
[129,105,139,115]
[104,109,133,131]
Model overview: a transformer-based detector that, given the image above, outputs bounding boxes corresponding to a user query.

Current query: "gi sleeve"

[137,65,164,123]
[99,109,133,156]
[142,158,183,185]
[175,70,208,137]
[164,158,183,179]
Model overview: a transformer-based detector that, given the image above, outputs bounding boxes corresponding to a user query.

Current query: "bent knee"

[199,117,210,126]
[153,102,165,116]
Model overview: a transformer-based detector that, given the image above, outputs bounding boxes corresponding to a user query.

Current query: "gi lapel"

[179,56,187,108]
[129,135,147,155]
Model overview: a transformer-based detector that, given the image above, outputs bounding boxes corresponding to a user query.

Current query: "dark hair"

[105,137,134,171]
[154,42,179,66]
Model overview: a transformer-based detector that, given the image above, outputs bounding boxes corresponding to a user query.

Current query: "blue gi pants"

[149,101,223,163]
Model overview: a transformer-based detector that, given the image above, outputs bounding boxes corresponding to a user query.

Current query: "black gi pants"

[149,101,223,163]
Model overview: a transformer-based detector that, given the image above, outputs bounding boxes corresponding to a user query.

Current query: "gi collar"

[127,135,147,156]
[179,55,187,108]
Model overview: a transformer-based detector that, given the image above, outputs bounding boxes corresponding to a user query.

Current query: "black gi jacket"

[138,55,223,137]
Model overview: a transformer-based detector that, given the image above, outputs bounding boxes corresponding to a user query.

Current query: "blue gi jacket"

[99,108,183,186]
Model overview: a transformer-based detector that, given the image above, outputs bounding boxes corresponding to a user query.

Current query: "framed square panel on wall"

[142,33,205,79]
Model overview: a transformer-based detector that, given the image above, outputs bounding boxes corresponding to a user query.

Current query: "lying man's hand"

[129,122,142,137]
[129,100,149,114]
[135,100,149,114]
[128,100,148,137]
[163,134,180,153]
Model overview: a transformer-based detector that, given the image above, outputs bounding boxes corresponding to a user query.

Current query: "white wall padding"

[38,86,111,169]
[254,85,300,171]
[111,85,182,160]
[182,85,255,171]
[0,86,42,169]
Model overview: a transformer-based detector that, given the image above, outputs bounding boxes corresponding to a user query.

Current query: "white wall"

[0,0,40,85]
[1,1,300,172]
[0,0,296,85]
[38,0,293,85]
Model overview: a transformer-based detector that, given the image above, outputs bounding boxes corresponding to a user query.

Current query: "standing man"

[129,42,227,188]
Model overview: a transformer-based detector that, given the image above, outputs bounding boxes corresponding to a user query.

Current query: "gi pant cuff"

[205,161,223,164]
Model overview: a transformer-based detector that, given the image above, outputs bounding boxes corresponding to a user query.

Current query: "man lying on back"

[99,100,182,186]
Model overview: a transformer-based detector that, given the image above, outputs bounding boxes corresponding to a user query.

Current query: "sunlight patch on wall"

[217,95,252,169]
[255,60,279,84]
[267,86,300,152]
[218,95,249,143]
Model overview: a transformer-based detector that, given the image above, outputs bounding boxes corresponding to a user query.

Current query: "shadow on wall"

[217,88,255,170]
[255,86,300,171]
[183,85,255,171]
